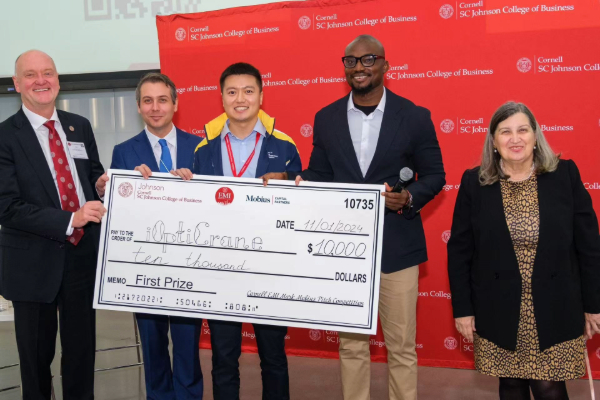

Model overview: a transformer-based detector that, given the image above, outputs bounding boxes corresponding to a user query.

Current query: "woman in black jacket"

[447,101,600,399]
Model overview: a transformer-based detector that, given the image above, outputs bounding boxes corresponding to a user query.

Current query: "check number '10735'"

[344,198,374,210]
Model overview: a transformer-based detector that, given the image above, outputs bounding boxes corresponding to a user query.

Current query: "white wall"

[0,0,305,167]
[0,90,144,169]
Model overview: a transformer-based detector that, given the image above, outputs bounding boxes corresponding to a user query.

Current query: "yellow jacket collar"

[204,110,275,141]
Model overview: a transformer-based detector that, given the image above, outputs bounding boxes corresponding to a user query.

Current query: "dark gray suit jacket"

[0,108,104,302]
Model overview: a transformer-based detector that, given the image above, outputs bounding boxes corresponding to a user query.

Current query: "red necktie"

[44,121,84,246]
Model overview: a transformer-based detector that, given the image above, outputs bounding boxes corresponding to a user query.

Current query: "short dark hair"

[136,72,177,105]
[219,63,263,93]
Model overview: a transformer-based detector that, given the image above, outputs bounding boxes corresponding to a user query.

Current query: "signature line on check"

[246,296,364,307]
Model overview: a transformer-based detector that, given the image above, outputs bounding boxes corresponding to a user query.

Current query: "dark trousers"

[136,313,203,400]
[13,233,97,400]
[208,320,289,400]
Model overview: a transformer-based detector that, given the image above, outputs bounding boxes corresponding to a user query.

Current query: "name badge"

[67,142,89,159]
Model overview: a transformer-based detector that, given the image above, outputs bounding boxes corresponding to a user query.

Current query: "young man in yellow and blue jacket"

[193,69,300,179]
[194,62,300,400]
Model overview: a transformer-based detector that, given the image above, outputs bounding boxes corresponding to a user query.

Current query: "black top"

[354,104,378,116]
[447,160,600,351]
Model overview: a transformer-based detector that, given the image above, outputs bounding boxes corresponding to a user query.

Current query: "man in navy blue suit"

[97,73,204,399]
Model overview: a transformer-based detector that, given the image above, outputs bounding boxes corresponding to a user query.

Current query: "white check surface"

[93,170,385,334]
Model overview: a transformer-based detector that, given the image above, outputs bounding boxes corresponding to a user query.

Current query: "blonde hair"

[479,101,559,185]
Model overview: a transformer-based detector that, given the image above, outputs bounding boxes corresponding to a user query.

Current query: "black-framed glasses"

[341,54,385,68]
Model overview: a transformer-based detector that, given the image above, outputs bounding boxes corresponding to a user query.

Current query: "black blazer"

[448,160,600,351]
[0,108,104,303]
[294,89,446,272]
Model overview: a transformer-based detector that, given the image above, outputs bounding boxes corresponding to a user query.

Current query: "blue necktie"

[158,139,173,172]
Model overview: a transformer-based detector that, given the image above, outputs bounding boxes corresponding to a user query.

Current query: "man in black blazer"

[293,35,445,400]
[0,50,106,399]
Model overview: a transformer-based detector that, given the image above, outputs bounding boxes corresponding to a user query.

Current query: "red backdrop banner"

[156,0,600,377]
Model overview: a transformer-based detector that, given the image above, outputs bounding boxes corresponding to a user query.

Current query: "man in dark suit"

[292,35,445,400]
[0,50,107,399]
[97,72,204,399]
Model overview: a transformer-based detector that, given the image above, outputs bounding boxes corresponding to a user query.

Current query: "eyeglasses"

[341,54,385,68]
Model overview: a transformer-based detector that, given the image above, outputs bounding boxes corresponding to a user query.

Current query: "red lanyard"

[224,132,261,177]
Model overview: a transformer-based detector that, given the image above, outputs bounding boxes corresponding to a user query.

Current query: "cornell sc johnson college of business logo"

[441,230,451,244]
[444,337,458,350]
[300,124,313,137]
[440,119,455,134]
[298,16,312,30]
[175,27,186,41]
[517,57,532,73]
[439,4,454,19]
[118,182,133,198]
[309,330,322,341]
[215,187,234,205]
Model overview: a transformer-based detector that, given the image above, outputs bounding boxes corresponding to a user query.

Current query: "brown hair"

[479,101,559,185]
[135,72,177,105]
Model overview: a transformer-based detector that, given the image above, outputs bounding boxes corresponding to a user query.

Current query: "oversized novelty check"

[93,170,384,334]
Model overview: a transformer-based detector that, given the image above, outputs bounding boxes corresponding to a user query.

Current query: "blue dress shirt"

[220,119,267,178]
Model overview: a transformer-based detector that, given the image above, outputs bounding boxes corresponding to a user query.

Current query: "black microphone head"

[399,167,414,182]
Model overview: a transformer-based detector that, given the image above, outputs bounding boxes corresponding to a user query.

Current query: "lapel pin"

[69,126,75,131]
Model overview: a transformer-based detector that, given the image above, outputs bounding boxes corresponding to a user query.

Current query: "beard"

[351,81,374,95]
[348,72,382,96]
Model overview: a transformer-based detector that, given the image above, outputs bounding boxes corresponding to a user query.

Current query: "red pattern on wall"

[157,0,600,377]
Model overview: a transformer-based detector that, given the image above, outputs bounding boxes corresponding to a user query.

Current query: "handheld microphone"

[392,167,414,193]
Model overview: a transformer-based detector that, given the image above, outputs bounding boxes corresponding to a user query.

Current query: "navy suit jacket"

[110,128,202,171]
[294,89,446,272]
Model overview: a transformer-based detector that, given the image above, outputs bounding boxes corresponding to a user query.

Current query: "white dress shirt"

[347,89,387,176]
[145,124,178,170]
[22,105,87,235]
